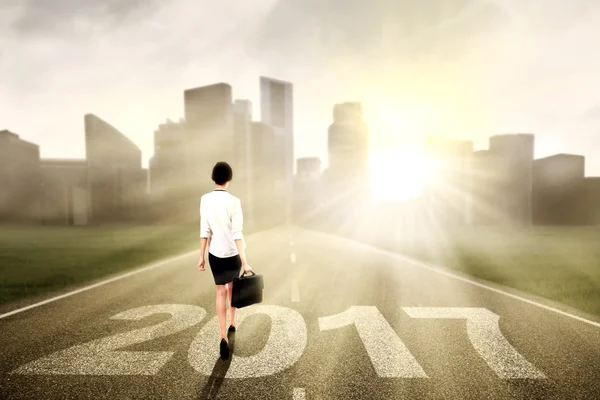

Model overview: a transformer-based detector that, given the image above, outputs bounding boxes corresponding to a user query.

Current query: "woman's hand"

[198,256,206,271]
[242,261,252,274]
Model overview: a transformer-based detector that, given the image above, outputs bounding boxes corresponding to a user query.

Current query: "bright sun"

[369,149,433,201]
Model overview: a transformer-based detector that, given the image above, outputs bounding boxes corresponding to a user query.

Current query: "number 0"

[188,305,307,378]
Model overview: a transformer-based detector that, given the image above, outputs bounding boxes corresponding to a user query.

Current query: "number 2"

[12,304,206,375]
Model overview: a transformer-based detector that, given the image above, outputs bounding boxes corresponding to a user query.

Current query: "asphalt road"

[1,226,599,399]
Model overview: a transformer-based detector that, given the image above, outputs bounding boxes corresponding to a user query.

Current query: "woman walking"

[198,161,252,360]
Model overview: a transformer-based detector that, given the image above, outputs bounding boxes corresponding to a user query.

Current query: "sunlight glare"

[369,149,433,201]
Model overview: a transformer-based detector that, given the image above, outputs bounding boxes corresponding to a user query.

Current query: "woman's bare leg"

[227,281,237,327]
[216,284,228,341]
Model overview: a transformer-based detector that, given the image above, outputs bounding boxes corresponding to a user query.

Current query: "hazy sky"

[1,0,599,175]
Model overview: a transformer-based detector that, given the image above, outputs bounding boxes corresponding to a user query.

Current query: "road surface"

[1,226,599,399]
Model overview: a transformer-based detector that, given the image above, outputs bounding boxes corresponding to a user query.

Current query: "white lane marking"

[403,307,546,379]
[291,279,300,302]
[188,305,308,378]
[0,250,198,320]
[293,388,306,399]
[313,231,600,329]
[290,252,297,263]
[12,304,206,375]
[319,306,428,378]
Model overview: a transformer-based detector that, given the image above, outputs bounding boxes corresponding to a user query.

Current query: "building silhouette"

[0,130,41,222]
[533,154,584,225]
[461,134,534,226]
[142,78,291,227]
[469,149,509,225]
[326,102,370,200]
[148,119,187,201]
[488,134,534,226]
[0,115,146,225]
[249,121,286,228]
[260,77,294,222]
[533,154,600,225]
[422,137,473,226]
[39,159,89,225]
[183,83,235,201]
[4,77,600,230]
[293,157,323,220]
[85,114,146,222]
[574,177,600,224]
[232,99,254,227]
[296,157,322,181]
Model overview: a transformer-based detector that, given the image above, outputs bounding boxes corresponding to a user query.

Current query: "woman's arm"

[200,228,212,256]
[200,237,209,256]
[232,198,251,272]
[199,197,211,270]
[235,239,246,263]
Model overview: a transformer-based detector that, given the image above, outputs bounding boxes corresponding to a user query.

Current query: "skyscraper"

[149,119,187,200]
[533,154,585,225]
[469,150,506,225]
[293,157,323,220]
[260,77,293,222]
[326,102,370,199]
[0,130,41,222]
[489,134,534,226]
[233,99,254,226]
[423,137,473,226]
[184,83,234,199]
[250,121,285,228]
[85,114,144,222]
[39,159,89,225]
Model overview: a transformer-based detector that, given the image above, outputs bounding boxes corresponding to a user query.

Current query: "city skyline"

[2,0,600,175]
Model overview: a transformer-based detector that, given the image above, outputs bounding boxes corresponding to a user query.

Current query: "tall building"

[233,99,254,226]
[468,149,511,225]
[533,154,585,225]
[296,157,322,181]
[184,83,235,199]
[0,130,41,221]
[149,119,187,201]
[574,177,600,225]
[260,77,294,222]
[488,134,534,226]
[39,159,90,225]
[326,102,370,199]
[85,114,144,222]
[422,137,474,226]
[293,157,323,220]
[250,122,286,228]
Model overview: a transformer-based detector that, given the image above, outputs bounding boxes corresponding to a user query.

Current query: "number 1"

[318,306,428,378]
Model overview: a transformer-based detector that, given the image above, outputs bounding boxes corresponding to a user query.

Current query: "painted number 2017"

[11,305,545,379]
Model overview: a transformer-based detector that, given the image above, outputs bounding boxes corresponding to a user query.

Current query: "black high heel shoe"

[220,338,229,360]
[228,325,236,333]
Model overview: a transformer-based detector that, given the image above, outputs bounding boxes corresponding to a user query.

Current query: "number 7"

[402,307,545,379]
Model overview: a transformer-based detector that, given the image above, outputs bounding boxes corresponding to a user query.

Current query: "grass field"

[301,198,600,317]
[358,225,600,318]
[0,223,200,305]
[3,221,600,319]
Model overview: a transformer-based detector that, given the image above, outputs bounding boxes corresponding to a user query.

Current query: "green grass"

[303,207,600,317]
[361,225,600,318]
[0,223,201,305]
[3,221,600,319]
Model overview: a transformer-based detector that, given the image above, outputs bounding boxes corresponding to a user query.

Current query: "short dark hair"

[212,161,233,185]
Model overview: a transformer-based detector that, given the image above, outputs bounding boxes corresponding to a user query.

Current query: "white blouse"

[200,189,245,258]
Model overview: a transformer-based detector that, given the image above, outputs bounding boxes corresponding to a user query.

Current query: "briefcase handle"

[240,270,256,278]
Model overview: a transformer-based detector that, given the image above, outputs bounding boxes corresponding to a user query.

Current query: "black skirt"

[208,252,242,285]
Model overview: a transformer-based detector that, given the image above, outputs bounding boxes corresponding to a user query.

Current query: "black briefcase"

[231,271,264,308]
